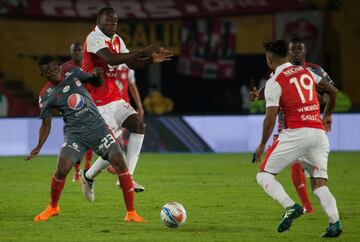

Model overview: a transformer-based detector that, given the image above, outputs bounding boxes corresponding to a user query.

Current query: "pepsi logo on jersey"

[67,93,84,110]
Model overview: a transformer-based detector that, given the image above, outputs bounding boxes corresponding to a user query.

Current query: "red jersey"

[82,26,129,106]
[115,64,136,102]
[265,62,323,130]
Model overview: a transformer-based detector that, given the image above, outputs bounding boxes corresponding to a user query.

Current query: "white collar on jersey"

[274,62,293,76]
[95,25,116,39]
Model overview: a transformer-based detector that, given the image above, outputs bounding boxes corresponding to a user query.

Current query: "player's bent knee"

[123,114,145,134]
[311,178,327,191]
[109,153,127,172]
[133,117,145,134]
[256,172,275,187]
[56,157,74,179]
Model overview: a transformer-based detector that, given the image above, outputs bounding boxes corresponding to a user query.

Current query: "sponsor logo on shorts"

[68,142,80,152]
[67,93,84,110]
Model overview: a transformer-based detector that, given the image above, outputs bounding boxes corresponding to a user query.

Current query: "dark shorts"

[59,124,121,163]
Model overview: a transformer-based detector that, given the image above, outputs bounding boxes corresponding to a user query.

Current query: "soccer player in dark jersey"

[25,55,146,223]
[250,38,336,214]
[61,42,93,182]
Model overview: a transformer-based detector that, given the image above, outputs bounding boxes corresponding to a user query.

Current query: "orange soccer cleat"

[124,211,147,223]
[34,205,60,222]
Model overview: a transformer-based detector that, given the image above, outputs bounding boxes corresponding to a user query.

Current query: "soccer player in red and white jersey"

[113,65,144,173]
[250,38,336,214]
[80,7,173,199]
[254,40,342,237]
[116,64,144,116]
[106,65,144,181]
[61,43,93,182]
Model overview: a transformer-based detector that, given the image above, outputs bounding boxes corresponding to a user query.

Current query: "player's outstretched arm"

[24,117,52,160]
[77,67,103,87]
[96,44,158,68]
[126,47,174,70]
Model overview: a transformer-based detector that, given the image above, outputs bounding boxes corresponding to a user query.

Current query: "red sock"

[74,162,80,173]
[291,162,312,210]
[84,160,91,170]
[85,150,93,164]
[50,176,66,208]
[118,170,134,212]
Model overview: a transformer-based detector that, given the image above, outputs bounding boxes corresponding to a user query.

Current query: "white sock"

[256,172,295,209]
[85,156,110,179]
[126,133,144,175]
[314,186,339,223]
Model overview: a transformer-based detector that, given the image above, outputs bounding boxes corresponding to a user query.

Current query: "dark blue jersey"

[38,67,106,135]
[305,61,334,85]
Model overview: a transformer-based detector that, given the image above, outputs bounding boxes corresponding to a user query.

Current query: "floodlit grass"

[0,152,359,241]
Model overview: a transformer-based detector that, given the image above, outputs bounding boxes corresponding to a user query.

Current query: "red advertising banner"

[177,19,237,79]
[0,0,314,19]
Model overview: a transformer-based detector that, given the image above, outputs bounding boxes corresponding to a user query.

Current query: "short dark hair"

[290,37,305,44]
[37,55,54,67]
[263,40,288,58]
[97,7,115,20]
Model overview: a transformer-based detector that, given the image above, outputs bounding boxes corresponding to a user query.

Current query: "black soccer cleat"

[277,203,303,232]
[321,221,343,238]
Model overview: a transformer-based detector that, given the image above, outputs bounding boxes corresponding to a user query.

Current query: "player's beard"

[293,59,302,66]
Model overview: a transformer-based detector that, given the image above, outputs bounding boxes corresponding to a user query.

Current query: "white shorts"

[260,128,329,179]
[97,100,137,138]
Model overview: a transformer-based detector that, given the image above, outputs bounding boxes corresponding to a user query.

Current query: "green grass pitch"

[0,152,359,241]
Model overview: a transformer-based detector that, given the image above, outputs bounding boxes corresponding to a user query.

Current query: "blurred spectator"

[240,84,250,112]
[0,92,8,116]
[0,70,8,116]
[249,78,265,113]
[334,90,352,112]
[143,89,174,115]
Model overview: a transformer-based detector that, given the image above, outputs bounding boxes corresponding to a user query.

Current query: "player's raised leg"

[121,113,145,192]
[34,156,73,222]
[80,156,110,202]
[256,172,303,232]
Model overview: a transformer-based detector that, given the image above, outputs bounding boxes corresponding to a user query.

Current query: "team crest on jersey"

[67,93,84,110]
[63,85,70,93]
[75,80,82,87]
[64,72,72,79]
[47,87,54,93]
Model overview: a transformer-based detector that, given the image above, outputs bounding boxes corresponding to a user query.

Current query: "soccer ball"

[160,202,187,228]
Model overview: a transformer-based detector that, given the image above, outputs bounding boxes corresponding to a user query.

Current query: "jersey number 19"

[289,74,314,103]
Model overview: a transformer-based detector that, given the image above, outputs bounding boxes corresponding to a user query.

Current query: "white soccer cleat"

[116,179,145,193]
[79,169,95,202]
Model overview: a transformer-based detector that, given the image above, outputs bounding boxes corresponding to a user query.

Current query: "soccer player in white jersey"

[254,40,342,238]
[80,7,173,199]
